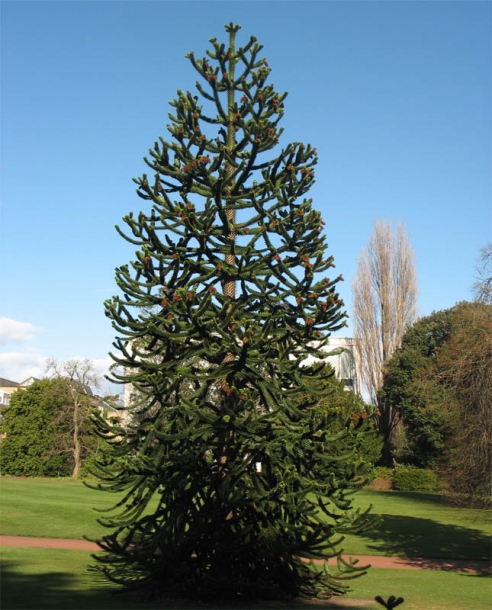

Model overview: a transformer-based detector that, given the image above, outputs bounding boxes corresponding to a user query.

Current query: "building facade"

[301,337,361,395]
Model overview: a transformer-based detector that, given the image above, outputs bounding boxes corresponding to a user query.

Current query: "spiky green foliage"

[91,23,374,601]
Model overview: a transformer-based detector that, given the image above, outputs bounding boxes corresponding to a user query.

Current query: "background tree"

[0,379,69,476]
[472,242,492,304]
[45,358,101,478]
[352,220,418,462]
[380,306,460,467]
[381,301,491,505]
[0,376,99,477]
[431,302,491,505]
[91,23,374,601]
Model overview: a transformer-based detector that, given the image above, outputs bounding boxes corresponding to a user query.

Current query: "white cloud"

[92,355,115,372]
[0,318,46,382]
[0,318,121,394]
[0,352,122,395]
[0,350,46,383]
[0,317,41,343]
[0,318,121,395]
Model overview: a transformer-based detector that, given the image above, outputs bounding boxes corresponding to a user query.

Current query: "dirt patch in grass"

[368,477,392,491]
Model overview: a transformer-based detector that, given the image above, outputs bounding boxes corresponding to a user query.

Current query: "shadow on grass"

[401,558,491,575]
[0,560,376,610]
[1,559,117,610]
[360,514,491,568]
[381,491,443,505]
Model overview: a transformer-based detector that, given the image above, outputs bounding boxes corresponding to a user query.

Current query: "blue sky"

[1,0,490,388]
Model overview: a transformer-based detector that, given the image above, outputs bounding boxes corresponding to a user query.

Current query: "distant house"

[0,378,19,407]
[0,376,40,427]
[0,376,41,407]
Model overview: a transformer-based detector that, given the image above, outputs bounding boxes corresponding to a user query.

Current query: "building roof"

[19,377,40,387]
[0,378,20,388]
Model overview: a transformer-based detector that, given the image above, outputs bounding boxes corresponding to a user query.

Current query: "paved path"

[1,535,490,575]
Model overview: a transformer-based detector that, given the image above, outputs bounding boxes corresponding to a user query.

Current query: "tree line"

[353,227,491,506]
[0,359,107,478]
[381,299,491,505]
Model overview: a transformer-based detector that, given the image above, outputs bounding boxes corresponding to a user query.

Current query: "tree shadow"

[0,559,116,610]
[383,491,443,506]
[0,559,375,610]
[359,514,491,572]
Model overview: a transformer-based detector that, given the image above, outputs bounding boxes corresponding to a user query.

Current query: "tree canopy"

[381,301,491,505]
[0,378,99,477]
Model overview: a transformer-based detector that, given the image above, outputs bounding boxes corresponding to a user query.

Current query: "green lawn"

[1,546,490,610]
[1,477,491,610]
[342,490,491,560]
[0,477,119,540]
[1,477,490,560]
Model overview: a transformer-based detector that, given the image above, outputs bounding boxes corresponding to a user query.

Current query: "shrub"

[393,466,439,492]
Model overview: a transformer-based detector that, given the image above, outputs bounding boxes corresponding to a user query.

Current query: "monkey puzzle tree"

[91,23,373,601]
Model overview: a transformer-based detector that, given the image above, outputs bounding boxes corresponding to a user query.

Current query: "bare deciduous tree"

[46,358,100,478]
[472,242,492,304]
[352,220,418,454]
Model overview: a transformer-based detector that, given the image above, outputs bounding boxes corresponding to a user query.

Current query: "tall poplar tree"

[352,220,418,463]
[92,23,373,601]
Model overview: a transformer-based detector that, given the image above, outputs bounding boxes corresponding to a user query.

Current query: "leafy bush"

[393,466,439,492]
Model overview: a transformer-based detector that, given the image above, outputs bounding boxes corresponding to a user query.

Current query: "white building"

[301,337,361,395]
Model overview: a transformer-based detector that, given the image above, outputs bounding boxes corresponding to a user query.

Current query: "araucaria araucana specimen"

[91,23,373,601]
